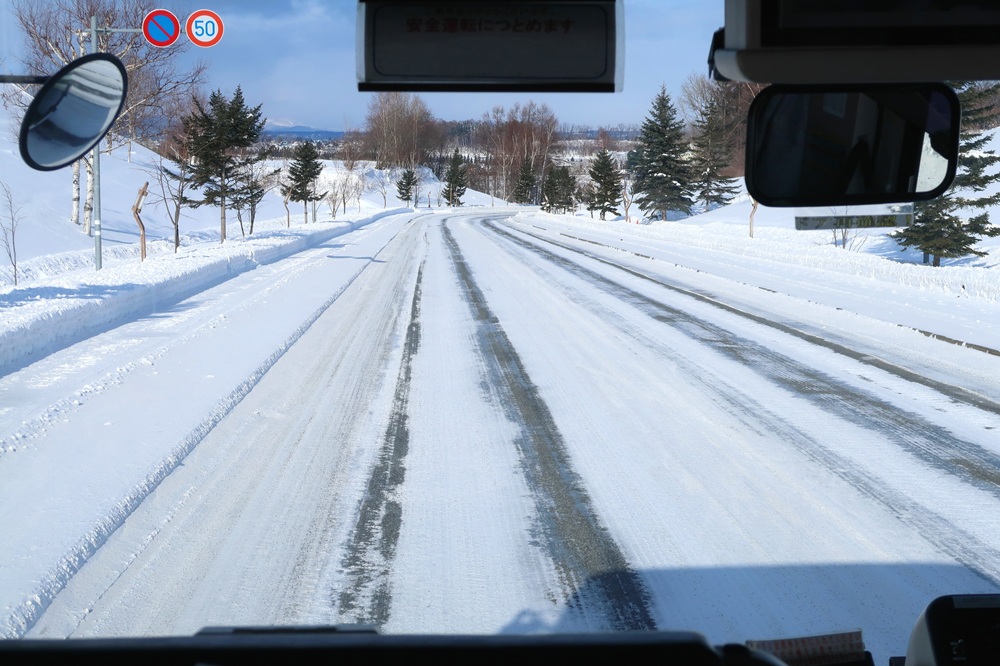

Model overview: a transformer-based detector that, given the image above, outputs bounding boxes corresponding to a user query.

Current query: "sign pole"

[77,9,217,270]
[91,16,103,270]
[78,17,142,271]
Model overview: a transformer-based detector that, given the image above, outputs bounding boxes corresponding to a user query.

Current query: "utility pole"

[78,16,141,270]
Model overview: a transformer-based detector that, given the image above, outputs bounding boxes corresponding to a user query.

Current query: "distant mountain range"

[262,124,344,141]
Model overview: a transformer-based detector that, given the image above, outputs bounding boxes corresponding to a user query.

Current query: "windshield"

[2,2,1000,664]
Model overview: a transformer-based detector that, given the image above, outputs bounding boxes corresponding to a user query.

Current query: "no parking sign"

[142,9,181,48]
[186,9,224,48]
[142,8,224,48]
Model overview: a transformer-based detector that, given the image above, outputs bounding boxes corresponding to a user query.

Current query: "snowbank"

[0,210,408,375]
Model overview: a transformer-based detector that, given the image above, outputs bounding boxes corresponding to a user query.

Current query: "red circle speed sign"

[186,9,224,48]
[142,9,181,48]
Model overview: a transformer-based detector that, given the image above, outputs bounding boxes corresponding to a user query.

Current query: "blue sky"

[2,1,723,130]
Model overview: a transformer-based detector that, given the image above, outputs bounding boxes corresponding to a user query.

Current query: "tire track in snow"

[488,221,1000,496]
[0,221,413,639]
[508,222,1000,419]
[336,262,423,627]
[442,223,656,631]
[479,219,1000,587]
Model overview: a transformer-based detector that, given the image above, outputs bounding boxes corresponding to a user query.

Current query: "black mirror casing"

[745,83,960,208]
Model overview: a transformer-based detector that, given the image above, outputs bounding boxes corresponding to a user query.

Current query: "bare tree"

[148,93,201,252]
[6,0,206,229]
[480,105,515,202]
[477,102,558,203]
[680,72,766,177]
[336,131,365,215]
[367,170,390,208]
[324,180,340,218]
[620,161,637,224]
[233,150,280,236]
[0,182,22,286]
[596,127,617,152]
[364,92,434,168]
[827,209,870,251]
[679,72,718,126]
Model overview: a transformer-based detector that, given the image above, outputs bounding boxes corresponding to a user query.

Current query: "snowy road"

[5,211,1000,662]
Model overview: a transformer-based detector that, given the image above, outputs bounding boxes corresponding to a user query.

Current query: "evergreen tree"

[282,141,325,225]
[443,149,467,206]
[689,97,741,210]
[396,169,417,206]
[632,85,694,221]
[184,87,265,243]
[894,82,1000,266]
[512,157,536,204]
[542,164,576,213]
[588,149,622,220]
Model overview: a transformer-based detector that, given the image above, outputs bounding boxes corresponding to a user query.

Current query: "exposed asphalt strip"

[441,223,657,631]
[336,262,423,627]
[479,219,1000,587]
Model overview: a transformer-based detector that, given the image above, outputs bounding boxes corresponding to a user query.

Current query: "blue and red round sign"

[142,9,181,48]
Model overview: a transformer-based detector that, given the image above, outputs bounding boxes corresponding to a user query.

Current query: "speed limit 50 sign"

[186,9,224,48]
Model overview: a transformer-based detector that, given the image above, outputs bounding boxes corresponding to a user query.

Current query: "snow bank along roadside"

[516,212,1000,302]
[512,212,1000,354]
[0,209,409,375]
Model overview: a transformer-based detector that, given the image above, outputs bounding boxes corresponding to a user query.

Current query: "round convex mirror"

[18,53,128,171]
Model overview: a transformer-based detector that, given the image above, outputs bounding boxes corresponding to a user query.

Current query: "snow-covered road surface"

[4,211,1000,664]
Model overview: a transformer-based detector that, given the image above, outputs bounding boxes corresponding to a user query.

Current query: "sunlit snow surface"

[2,107,1000,664]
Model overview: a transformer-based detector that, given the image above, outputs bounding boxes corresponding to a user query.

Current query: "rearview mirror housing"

[745,83,960,208]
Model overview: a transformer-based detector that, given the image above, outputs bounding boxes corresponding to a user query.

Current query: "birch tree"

[5,0,206,231]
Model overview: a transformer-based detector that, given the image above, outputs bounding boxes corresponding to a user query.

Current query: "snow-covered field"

[3,106,1000,665]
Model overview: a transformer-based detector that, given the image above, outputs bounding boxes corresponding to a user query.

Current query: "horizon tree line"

[10,0,991,269]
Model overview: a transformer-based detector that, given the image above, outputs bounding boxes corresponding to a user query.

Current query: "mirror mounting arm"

[0,76,49,85]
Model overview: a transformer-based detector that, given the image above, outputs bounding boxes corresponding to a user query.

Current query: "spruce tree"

[689,97,741,211]
[512,157,536,204]
[184,86,266,243]
[894,82,1000,265]
[396,169,417,206]
[542,165,575,213]
[588,149,622,220]
[443,149,467,206]
[283,141,325,225]
[633,85,694,221]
